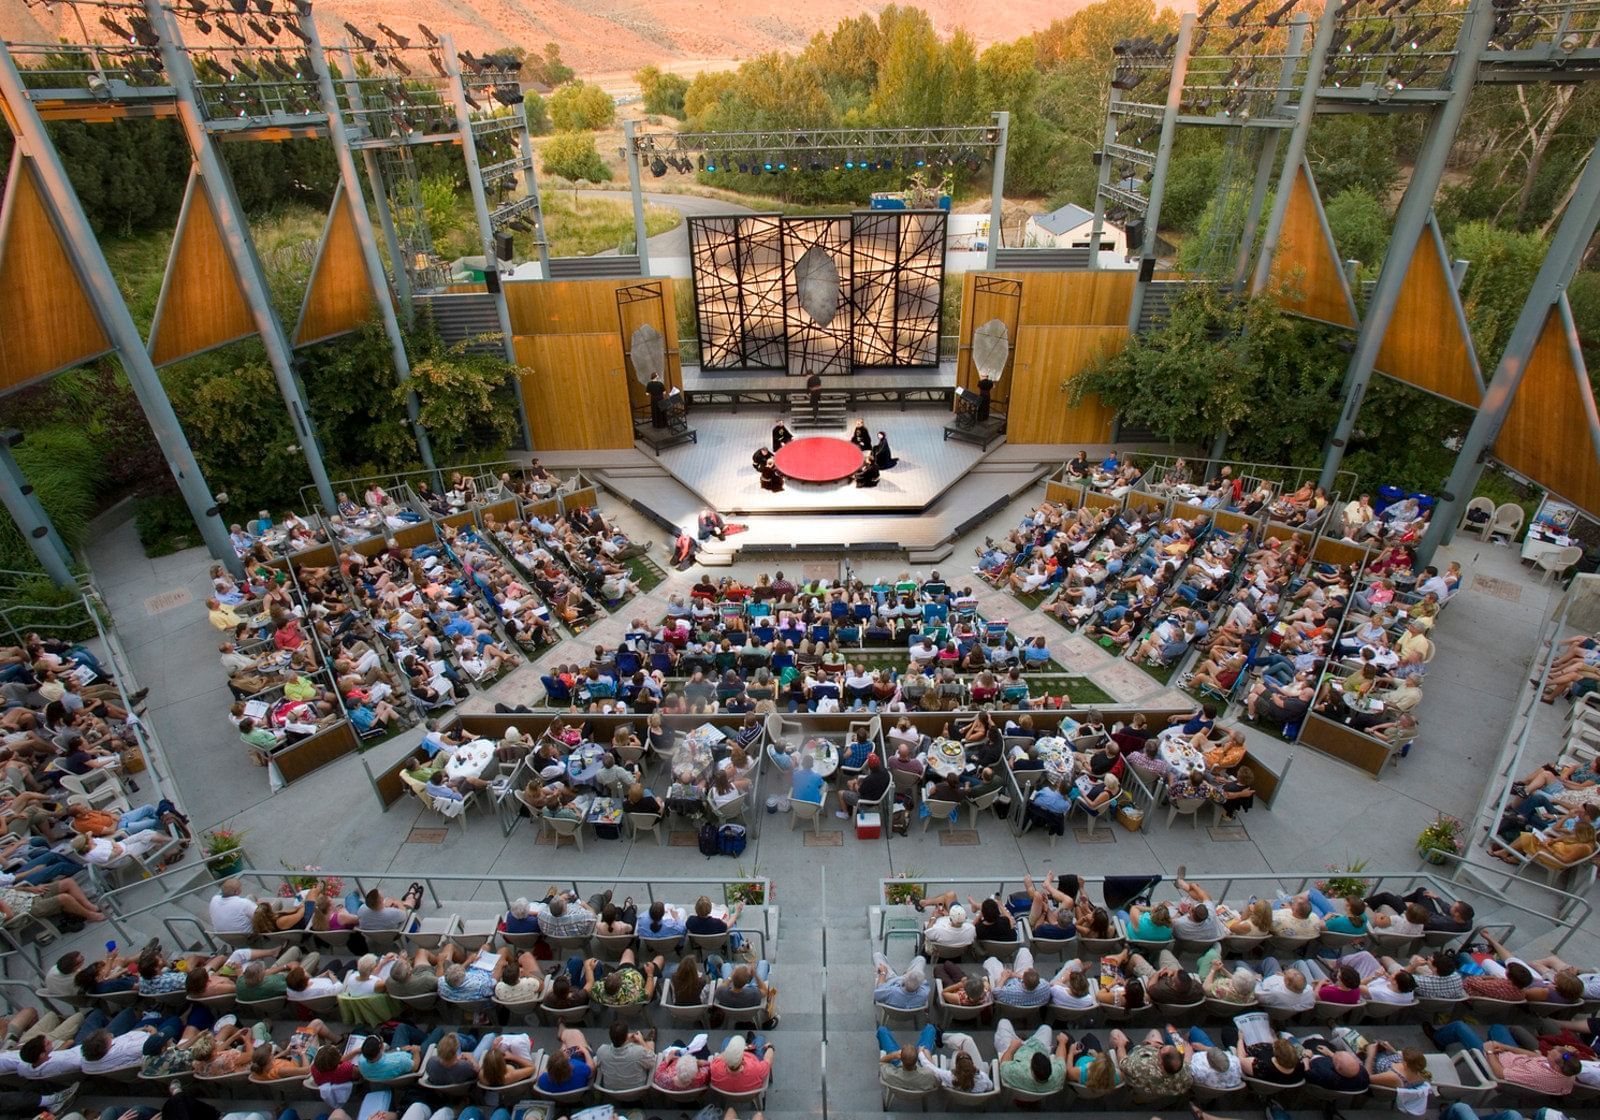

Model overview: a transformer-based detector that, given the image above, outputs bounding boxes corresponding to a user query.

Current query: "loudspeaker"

[1125,218,1145,249]
[495,231,514,261]
[485,268,501,294]
[1138,257,1155,282]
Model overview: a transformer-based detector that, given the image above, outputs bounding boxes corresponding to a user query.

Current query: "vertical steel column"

[0,43,239,574]
[1316,0,1494,493]
[1233,16,1311,287]
[1126,14,1196,333]
[985,110,1010,270]
[1249,1,1341,295]
[334,45,415,322]
[441,35,533,452]
[1087,92,1122,271]
[0,438,74,588]
[624,120,651,276]
[144,0,337,515]
[297,12,435,471]
[517,126,552,276]
[359,149,413,323]
[1417,137,1600,566]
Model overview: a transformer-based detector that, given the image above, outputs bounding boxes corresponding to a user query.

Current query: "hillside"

[4,0,1111,79]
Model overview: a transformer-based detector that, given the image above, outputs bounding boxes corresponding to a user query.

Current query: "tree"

[540,132,612,183]
[548,81,615,131]
[1323,188,1391,271]
[523,91,551,135]
[524,42,575,89]
[636,65,689,119]
[1305,115,1405,202]
[399,327,520,463]
[1450,221,1546,365]
[1067,285,1345,464]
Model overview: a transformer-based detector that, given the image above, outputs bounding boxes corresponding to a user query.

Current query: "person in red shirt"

[709,1033,774,1095]
[1425,1021,1579,1096]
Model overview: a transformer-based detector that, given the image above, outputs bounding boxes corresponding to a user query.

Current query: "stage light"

[233,58,258,80]
[1111,68,1141,90]
[492,85,523,106]
[737,161,750,174]
[195,16,213,32]
[844,160,855,170]
[247,17,274,40]
[882,157,893,170]
[914,157,925,168]
[463,89,480,109]
[418,23,439,45]
[229,0,247,12]
[705,157,717,172]
[378,23,411,47]
[809,158,823,172]
[650,157,667,177]
[762,160,773,172]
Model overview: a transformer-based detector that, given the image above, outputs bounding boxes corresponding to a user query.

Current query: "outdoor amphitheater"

[0,0,1598,1118]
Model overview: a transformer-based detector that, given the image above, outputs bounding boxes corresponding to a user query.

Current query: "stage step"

[908,543,955,565]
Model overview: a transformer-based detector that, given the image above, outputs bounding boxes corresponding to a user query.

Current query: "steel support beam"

[1416,136,1600,566]
[517,126,552,277]
[985,110,1010,270]
[442,35,533,452]
[624,120,652,276]
[0,438,74,588]
[297,12,435,472]
[1249,2,1342,297]
[0,42,240,575]
[1234,16,1312,288]
[1317,0,1495,494]
[1087,91,1122,271]
[145,0,337,515]
[336,50,415,325]
[1127,14,1196,333]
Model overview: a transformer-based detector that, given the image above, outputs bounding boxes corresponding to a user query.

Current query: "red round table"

[773,436,865,483]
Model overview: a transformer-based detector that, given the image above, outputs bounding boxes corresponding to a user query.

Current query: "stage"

[679,362,957,410]
[652,408,986,515]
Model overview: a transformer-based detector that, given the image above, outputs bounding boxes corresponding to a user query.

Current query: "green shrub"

[134,491,204,557]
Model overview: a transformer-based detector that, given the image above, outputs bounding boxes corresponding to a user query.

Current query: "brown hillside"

[6,0,1106,78]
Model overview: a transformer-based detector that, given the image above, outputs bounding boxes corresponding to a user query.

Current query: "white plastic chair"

[1457,496,1495,537]
[1535,545,1582,584]
[1488,501,1524,543]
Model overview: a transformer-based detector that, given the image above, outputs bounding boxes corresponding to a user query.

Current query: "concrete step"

[908,543,955,565]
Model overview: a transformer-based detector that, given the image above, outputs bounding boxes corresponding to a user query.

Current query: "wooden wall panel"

[512,333,634,450]
[294,186,378,347]
[1266,163,1358,329]
[1044,480,1084,507]
[1496,303,1600,518]
[1005,325,1125,444]
[1374,223,1482,407]
[562,486,600,513]
[148,175,257,367]
[274,721,359,785]
[1313,537,1370,568]
[0,154,110,391]
[1298,711,1390,777]
[505,278,680,439]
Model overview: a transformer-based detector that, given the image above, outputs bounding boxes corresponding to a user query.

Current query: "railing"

[675,334,961,370]
[1479,578,1586,886]
[94,868,774,964]
[297,458,589,518]
[872,867,1592,954]
[1128,452,1359,498]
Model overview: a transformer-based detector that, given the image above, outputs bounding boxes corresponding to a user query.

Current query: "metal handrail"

[98,868,775,960]
[873,867,1592,953]
[297,458,585,516]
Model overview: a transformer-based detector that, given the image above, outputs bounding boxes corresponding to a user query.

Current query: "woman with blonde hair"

[1228,898,1273,936]
[1367,1043,1431,1090]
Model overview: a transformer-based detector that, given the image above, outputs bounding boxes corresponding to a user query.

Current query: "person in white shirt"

[286,964,344,1001]
[80,1025,158,1074]
[16,1034,81,1080]
[1254,963,1315,1012]
[1169,902,1224,942]
[210,879,258,933]
[74,829,170,868]
[343,953,393,998]
[922,905,976,952]
[1187,1033,1243,1089]
[1049,963,1098,1010]
[1416,566,1451,601]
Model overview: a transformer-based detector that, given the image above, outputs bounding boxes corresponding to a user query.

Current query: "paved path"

[586,188,755,258]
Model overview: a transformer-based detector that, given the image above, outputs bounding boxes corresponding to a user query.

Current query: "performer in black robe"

[772,421,793,451]
[646,373,666,428]
[873,431,898,469]
[850,420,872,452]
[753,446,775,472]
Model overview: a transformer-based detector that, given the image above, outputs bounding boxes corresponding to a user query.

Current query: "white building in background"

[1023,202,1127,255]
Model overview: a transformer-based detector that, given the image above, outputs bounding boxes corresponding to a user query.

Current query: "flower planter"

[1418,846,1450,866]
[207,852,244,879]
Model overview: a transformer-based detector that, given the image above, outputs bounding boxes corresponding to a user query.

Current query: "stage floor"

[654,408,985,515]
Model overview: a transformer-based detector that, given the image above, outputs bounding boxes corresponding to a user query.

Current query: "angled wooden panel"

[1006,325,1125,444]
[294,183,378,347]
[1266,162,1358,329]
[148,171,257,367]
[512,332,633,450]
[1373,219,1483,407]
[1495,299,1600,518]
[0,152,111,392]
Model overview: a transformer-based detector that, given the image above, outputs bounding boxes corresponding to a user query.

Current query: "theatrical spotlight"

[99,15,136,43]
[418,23,440,45]
[492,85,523,106]
[650,156,668,177]
[377,23,410,47]
[1111,68,1141,90]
